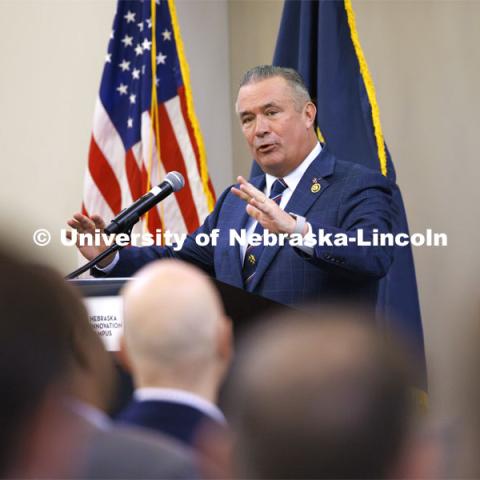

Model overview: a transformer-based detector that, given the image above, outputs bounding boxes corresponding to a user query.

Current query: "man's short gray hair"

[239,65,311,108]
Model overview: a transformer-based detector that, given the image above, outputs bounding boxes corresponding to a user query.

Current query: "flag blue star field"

[83,0,215,235]
[273,0,427,390]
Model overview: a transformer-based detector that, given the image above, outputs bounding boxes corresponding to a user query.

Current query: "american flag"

[82,0,215,237]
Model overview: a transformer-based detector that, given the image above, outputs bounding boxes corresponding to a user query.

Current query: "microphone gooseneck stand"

[65,227,132,280]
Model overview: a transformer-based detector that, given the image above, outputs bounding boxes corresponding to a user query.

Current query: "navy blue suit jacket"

[116,399,220,447]
[97,148,394,306]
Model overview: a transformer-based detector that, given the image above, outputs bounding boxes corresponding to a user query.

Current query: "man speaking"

[68,65,394,306]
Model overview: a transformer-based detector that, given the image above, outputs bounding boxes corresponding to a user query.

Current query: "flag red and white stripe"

[82,0,215,239]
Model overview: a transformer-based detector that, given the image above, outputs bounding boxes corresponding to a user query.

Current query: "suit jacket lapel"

[284,147,335,215]
[247,149,336,292]
[226,174,266,288]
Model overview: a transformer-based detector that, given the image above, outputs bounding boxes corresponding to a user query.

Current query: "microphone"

[104,171,185,234]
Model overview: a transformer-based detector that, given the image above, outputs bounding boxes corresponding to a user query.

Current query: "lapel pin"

[311,179,321,193]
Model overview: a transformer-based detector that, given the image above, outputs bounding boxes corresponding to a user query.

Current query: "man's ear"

[217,315,234,367]
[113,335,132,373]
[304,101,317,129]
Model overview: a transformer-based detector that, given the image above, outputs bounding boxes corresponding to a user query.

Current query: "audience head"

[121,259,232,402]
[0,251,87,476]
[224,307,421,479]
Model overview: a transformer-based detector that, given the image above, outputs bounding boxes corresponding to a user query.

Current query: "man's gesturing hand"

[231,176,303,235]
[66,213,116,268]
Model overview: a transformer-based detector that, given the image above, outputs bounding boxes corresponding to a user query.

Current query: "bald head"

[122,260,230,392]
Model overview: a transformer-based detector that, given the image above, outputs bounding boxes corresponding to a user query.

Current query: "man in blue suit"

[115,260,232,447]
[69,65,394,307]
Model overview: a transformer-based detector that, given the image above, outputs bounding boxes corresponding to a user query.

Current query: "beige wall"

[0,0,115,265]
[228,0,283,177]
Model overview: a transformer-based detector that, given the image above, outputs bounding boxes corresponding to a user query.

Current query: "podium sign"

[70,278,131,352]
[84,295,123,351]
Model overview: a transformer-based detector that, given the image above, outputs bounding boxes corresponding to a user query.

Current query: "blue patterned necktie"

[242,178,288,288]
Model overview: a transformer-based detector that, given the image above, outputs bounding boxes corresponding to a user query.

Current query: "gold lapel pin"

[311,178,321,193]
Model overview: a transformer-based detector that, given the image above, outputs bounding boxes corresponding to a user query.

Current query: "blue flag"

[272,0,427,391]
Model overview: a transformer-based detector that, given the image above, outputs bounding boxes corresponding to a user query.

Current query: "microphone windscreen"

[165,171,185,192]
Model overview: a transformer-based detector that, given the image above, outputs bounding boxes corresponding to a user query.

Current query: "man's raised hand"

[66,213,116,267]
[231,176,297,234]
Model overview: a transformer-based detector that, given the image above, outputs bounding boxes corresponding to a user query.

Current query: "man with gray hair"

[116,259,232,447]
[70,64,394,307]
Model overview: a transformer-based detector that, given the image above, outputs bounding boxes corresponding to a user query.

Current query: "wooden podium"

[69,277,292,414]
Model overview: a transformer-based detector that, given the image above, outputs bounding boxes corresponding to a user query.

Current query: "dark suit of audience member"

[116,259,231,449]
[68,401,197,480]
[117,390,225,447]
